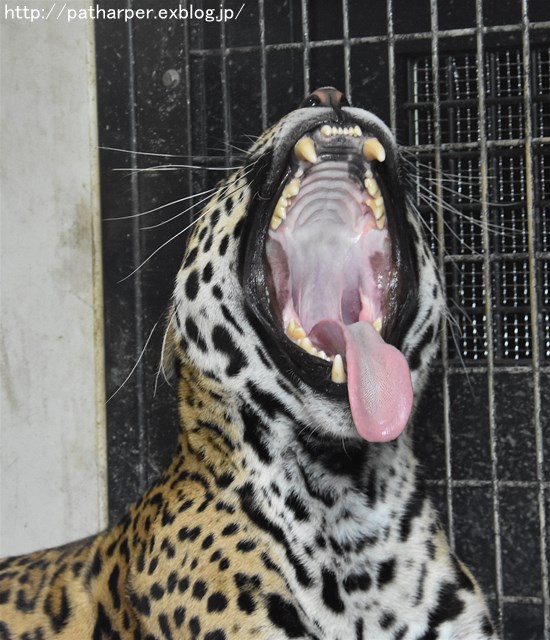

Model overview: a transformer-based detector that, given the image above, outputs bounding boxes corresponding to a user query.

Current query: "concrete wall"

[0,1,107,555]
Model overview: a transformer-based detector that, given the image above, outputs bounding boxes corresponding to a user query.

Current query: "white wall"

[0,1,107,555]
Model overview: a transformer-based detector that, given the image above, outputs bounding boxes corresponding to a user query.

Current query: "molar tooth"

[318,350,329,361]
[270,214,283,230]
[294,137,317,164]
[364,168,373,179]
[331,354,347,383]
[364,177,380,197]
[373,317,383,333]
[375,213,386,229]
[287,319,306,340]
[362,137,386,163]
[275,203,287,220]
[321,124,332,137]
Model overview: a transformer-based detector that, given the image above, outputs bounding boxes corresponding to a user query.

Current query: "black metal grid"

[96,1,550,638]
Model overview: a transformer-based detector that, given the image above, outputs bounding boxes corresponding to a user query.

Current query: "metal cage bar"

[521,0,550,633]
[476,0,504,628]
[429,0,455,552]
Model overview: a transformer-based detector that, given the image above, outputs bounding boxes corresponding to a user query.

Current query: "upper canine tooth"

[294,137,317,163]
[362,137,386,163]
[321,125,332,137]
[331,354,347,383]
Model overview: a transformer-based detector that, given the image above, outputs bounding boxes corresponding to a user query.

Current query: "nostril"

[299,87,349,109]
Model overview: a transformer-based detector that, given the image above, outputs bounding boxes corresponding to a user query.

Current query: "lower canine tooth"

[294,137,317,164]
[363,137,386,163]
[331,354,347,383]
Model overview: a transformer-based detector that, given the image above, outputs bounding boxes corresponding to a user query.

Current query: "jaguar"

[0,88,498,640]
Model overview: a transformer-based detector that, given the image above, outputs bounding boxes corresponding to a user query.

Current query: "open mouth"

[242,114,417,443]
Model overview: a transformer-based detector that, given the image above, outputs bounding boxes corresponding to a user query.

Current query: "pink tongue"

[344,322,413,442]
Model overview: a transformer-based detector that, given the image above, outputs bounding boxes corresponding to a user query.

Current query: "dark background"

[95,1,550,638]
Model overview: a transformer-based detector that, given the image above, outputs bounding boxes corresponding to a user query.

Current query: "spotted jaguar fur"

[0,88,498,640]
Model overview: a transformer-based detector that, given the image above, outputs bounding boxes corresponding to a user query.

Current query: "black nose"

[300,87,350,109]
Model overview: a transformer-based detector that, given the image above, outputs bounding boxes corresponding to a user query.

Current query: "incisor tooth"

[321,125,332,137]
[354,125,362,137]
[294,137,317,163]
[362,137,386,163]
[331,354,347,383]
[283,178,300,199]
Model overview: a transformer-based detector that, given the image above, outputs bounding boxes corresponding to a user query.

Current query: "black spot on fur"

[108,564,121,610]
[399,485,426,542]
[212,325,248,376]
[236,539,257,552]
[343,572,372,593]
[44,586,70,633]
[183,247,198,269]
[239,483,312,587]
[158,613,173,640]
[321,568,345,613]
[173,606,186,627]
[420,582,465,638]
[355,618,364,640]
[185,317,207,352]
[207,592,228,612]
[221,523,239,536]
[202,262,213,283]
[192,580,207,600]
[237,591,257,613]
[285,491,310,522]
[185,270,199,300]
[377,558,396,587]
[219,235,229,256]
[241,404,273,464]
[212,284,223,299]
[233,218,244,239]
[204,631,226,640]
[408,324,436,371]
[267,594,307,638]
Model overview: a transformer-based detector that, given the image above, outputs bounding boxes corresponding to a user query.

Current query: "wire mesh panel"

[95,1,550,638]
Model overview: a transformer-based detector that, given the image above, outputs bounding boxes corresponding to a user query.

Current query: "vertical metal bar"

[342,0,351,102]
[258,0,268,131]
[219,0,231,165]
[475,0,504,629]
[430,0,454,550]
[387,0,397,134]
[301,0,310,95]
[125,4,147,491]
[181,0,194,204]
[521,1,550,632]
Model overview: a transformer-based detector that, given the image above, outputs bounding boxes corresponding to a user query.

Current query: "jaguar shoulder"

[0,88,498,640]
